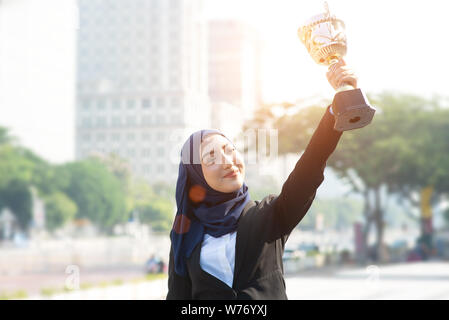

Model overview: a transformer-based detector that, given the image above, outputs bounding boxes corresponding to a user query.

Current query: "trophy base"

[332,88,376,132]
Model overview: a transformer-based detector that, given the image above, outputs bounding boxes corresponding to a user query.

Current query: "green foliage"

[152,181,176,199]
[0,290,28,300]
[128,178,157,209]
[0,127,12,145]
[0,136,46,231]
[43,191,78,232]
[0,145,35,190]
[0,125,178,236]
[125,178,176,232]
[26,154,68,197]
[276,105,326,155]
[259,92,449,203]
[329,92,449,197]
[244,92,449,262]
[144,273,168,281]
[255,92,449,197]
[40,287,58,297]
[87,153,134,213]
[0,179,33,231]
[62,159,128,233]
[248,175,281,201]
[80,283,94,290]
[137,198,174,233]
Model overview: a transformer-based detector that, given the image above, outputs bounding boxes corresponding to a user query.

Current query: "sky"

[0,0,448,164]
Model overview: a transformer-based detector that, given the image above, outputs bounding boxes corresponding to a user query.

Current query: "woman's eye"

[225,147,236,154]
[203,146,235,165]
[206,157,216,165]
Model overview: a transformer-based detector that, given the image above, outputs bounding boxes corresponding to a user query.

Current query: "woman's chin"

[225,178,244,192]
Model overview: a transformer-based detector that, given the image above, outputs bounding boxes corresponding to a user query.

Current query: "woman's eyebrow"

[201,143,230,160]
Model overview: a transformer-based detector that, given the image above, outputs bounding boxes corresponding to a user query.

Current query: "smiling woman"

[166,1,367,300]
[167,102,344,300]
[168,129,251,286]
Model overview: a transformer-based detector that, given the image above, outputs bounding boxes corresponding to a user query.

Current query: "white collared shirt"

[199,231,236,288]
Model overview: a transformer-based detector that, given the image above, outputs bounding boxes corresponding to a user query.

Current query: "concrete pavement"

[16,261,449,300]
[285,261,449,299]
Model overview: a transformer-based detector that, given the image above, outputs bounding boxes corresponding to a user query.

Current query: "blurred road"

[285,261,449,299]
[5,261,449,299]
[0,266,150,297]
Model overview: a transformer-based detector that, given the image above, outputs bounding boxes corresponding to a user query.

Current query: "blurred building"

[208,20,262,138]
[209,102,242,141]
[75,0,210,185]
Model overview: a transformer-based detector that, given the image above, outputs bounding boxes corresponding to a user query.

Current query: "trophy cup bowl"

[298,13,347,66]
[298,3,375,131]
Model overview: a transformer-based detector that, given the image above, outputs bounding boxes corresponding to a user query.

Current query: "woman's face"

[200,134,245,193]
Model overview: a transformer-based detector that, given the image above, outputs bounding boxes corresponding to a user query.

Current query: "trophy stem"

[329,57,340,66]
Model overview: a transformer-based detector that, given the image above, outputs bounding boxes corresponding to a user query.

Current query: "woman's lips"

[223,170,239,178]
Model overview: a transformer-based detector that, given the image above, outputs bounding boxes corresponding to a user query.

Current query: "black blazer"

[167,105,343,300]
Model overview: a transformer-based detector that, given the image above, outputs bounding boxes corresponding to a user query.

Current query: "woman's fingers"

[327,63,358,89]
[336,70,356,87]
[338,75,357,88]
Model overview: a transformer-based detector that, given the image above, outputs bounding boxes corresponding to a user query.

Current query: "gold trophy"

[298,2,375,131]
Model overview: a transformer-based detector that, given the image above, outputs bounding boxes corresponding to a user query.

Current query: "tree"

[127,177,157,211]
[244,92,449,263]
[19,147,60,197]
[62,159,128,234]
[322,93,449,262]
[43,191,77,232]
[0,127,135,236]
[0,127,19,146]
[87,152,177,234]
[151,181,176,200]
[137,198,174,233]
[87,152,134,214]
[382,96,449,250]
[0,179,33,232]
[0,144,35,190]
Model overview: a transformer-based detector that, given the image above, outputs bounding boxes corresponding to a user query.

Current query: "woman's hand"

[326,58,358,90]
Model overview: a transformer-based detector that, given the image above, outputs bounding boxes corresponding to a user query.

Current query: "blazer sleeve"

[166,244,192,300]
[273,105,343,241]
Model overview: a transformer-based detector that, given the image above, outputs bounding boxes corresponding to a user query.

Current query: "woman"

[167,59,357,300]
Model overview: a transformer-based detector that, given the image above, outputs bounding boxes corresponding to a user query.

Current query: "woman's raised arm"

[273,105,343,240]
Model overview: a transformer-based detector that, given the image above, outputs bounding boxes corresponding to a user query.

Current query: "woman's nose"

[221,152,235,166]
